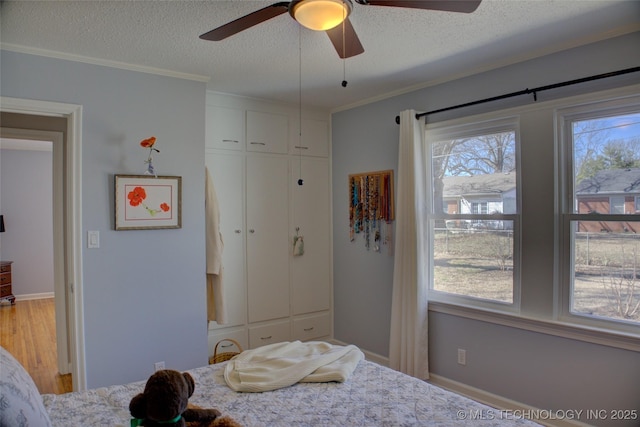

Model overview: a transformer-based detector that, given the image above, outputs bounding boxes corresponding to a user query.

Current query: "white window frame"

[556,93,640,336]
[471,201,489,215]
[425,116,521,313]
[610,196,625,214]
[423,84,640,351]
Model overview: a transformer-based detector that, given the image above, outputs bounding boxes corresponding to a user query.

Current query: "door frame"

[0,96,86,391]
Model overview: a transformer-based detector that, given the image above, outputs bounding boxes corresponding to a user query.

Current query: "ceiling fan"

[200,0,482,59]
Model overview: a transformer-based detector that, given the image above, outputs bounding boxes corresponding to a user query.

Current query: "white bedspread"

[224,341,364,392]
[43,354,544,426]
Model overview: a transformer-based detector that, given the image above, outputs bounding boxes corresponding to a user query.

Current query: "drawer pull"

[250,142,266,146]
[304,327,314,332]
[260,335,272,340]
[222,139,239,143]
[220,343,234,348]
[249,229,255,234]
[234,229,241,234]
[294,146,309,150]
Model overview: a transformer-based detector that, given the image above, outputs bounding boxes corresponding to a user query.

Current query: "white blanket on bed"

[223,341,364,392]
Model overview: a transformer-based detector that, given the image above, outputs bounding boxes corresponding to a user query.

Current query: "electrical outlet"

[457,349,466,366]
[154,361,165,371]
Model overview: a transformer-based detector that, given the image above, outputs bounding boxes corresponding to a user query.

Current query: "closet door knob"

[249,229,255,233]
[234,229,241,234]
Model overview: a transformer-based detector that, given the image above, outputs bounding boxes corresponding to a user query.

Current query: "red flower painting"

[127,186,146,207]
[127,186,170,217]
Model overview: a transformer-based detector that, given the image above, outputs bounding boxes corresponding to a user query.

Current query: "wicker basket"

[209,338,243,364]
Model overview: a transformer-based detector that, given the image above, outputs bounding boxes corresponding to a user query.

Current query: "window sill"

[428,301,640,352]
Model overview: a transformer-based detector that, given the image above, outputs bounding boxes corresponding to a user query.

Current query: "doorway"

[0,131,69,378]
[0,97,86,391]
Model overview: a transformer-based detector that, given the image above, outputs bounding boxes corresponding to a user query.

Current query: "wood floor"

[0,298,72,394]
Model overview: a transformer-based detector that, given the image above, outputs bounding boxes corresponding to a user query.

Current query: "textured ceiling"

[1,0,639,110]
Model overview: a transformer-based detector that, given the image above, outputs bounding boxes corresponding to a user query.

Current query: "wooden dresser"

[0,261,15,305]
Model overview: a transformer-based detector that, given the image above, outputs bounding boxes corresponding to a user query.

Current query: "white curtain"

[389,109,429,379]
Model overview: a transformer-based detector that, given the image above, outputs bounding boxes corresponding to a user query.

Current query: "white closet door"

[205,106,245,150]
[205,152,247,328]
[246,110,288,154]
[290,157,331,315]
[290,118,329,157]
[246,155,290,322]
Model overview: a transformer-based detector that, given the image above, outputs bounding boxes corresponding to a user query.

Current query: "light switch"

[88,230,100,248]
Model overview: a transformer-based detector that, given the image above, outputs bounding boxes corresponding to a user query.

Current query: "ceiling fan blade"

[326,18,365,59]
[355,0,481,13]
[200,2,290,41]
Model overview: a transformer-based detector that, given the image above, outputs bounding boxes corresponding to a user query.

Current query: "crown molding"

[1,43,210,83]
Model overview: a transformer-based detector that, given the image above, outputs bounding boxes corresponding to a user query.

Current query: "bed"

[1,343,541,427]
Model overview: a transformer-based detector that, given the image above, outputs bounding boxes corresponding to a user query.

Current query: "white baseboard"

[428,374,593,427]
[329,338,592,427]
[14,292,54,301]
[329,338,390,366]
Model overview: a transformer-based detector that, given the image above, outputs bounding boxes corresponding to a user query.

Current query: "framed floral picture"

[114,175,181,230]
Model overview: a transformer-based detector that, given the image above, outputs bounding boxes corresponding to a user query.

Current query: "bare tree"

[446,132,516,176]
[569,117,640,182]
[601,244,640,319]
[431,139,460,215]
[578,137,640,182]
[573,119,612,182]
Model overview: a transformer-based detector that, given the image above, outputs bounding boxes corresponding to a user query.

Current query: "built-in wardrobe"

[204,92,332,357]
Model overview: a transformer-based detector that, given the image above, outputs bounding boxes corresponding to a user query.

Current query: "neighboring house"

[440,169,640,232]
[441,172,516,229]
[575,168,640,232]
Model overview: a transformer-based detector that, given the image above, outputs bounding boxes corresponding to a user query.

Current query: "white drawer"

[249,320,290,348]
[292,312,331,341]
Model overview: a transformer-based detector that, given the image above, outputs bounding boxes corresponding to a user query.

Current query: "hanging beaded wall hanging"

[349,170,395,253]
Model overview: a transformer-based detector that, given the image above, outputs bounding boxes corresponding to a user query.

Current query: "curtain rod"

[394,66,640,124]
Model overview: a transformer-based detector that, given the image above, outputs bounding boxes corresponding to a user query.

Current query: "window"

[423,85,640,346]
[610,196,625,214]
[471,202,488,215]
[426,118,519,308]
[560,103,640,329]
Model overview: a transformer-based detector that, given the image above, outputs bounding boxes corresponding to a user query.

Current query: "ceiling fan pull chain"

[298,25,304,186]
[341,1,348,87]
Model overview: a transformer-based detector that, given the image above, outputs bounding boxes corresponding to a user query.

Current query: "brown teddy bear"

[129,369,242,427]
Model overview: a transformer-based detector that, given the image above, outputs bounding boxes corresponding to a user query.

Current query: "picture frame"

[114,175,182,230]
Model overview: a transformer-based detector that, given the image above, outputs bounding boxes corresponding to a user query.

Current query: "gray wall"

[1,50,208,389]
[332,32,640,425]
[0,148,54,296]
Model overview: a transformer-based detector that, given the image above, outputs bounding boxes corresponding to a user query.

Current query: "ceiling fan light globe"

[292,0,352,31]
